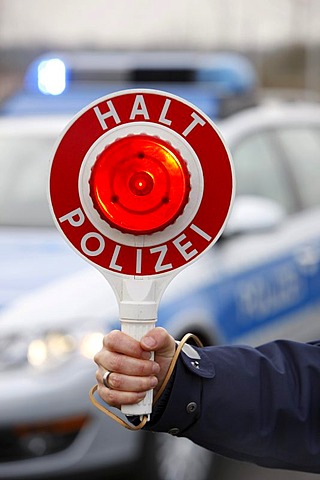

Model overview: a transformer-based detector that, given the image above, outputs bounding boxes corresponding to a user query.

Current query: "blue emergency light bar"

[1,51,257,117]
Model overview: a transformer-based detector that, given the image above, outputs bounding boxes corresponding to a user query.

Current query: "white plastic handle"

[103,273,174,419]
[120,319,156,418]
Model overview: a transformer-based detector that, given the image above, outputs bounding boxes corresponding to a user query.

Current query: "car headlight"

[0,326,105,371]
[27,329,105,368]
[79,332,104,359]
[27,332,77,367]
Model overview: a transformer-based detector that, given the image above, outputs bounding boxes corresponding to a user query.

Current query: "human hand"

[94,327,176,409]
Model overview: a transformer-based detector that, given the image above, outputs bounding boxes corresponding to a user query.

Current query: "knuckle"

[105,391,118,407]
[103,330,120,349]
[106,389,117,405]
[93,351,102,365]
[109,373,121,390]
[137,361,151,376]
[108,353,123,373]
[99,385,117,406]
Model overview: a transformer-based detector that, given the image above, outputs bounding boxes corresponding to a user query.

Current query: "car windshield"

[275,127,320,210]
[0,134,55,227]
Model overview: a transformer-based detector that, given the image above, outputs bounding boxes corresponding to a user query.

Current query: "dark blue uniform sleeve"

[146,339,320,473]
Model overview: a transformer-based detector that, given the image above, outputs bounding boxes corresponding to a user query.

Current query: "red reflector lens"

[89,135,190,234]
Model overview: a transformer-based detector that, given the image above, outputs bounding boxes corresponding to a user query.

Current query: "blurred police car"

[0,50,257,118]
[0,53,320,479]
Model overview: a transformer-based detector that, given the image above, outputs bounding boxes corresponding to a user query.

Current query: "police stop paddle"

[48,89,235,417]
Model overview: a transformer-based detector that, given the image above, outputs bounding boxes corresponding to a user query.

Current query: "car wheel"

[141,432,218,480]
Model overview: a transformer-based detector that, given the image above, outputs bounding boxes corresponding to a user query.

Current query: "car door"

[207,123,320,346]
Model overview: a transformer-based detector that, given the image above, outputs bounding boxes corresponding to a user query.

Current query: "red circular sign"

[89,134,191,234]
[49,89,234,278]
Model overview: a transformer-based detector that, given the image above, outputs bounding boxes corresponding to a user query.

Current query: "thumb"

[141,328,176,395]
[141,327,175,357]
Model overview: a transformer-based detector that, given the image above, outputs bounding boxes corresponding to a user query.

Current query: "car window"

[275,127,320,210]
[0,135,55,227]
[231,131,296,214]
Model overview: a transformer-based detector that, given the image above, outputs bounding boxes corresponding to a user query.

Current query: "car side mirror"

[224,195,285,237]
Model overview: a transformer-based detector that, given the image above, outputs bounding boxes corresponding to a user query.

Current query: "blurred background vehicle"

[0,50,258,480]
